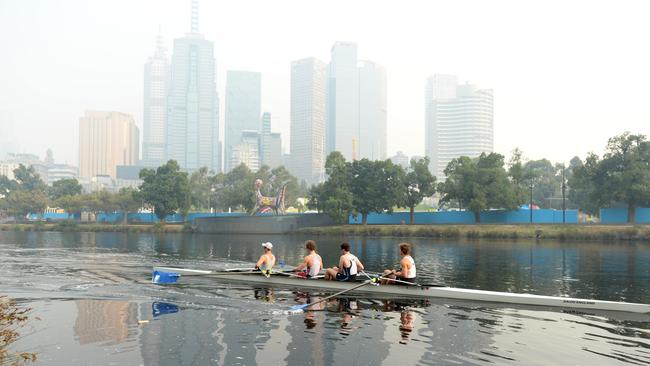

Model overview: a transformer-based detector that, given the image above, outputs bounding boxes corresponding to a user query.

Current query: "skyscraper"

[358,60,387,160]
[425,75,494,178]
[78,111,139,179]
[224,70,261,171]
[142,32,170,167]
[327,42,359,160]
[290,58,327,184]
[167,0,220,172]
[259,112,282,169]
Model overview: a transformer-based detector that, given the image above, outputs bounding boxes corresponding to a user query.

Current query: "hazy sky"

[1,0,649,166]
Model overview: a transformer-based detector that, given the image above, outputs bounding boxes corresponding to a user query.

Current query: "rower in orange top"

[293,240,323,279]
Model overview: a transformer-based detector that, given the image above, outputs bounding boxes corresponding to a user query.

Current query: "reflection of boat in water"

[152,266,650,314]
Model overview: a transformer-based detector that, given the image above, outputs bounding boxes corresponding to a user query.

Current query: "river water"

[1,231,650,366]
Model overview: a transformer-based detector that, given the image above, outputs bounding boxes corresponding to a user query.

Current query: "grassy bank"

[298,224,650,242]
[0,222,190,233]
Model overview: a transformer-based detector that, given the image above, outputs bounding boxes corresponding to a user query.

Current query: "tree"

[0,189,48,222]
[307,152,354,224]
[0,175,16,198]
[13,164,46,192]
[508,148,532,205]
[54,194,86,218]
[189,167,212,211]
[438,153,519,223]
[570,132,650,222]
[402,157,436,224]
[48,178,82,201]
[214,163,255,212]
[112,187,142,224]
[349,159,405,225]
[524,159,561,208]
[139,160,191,223]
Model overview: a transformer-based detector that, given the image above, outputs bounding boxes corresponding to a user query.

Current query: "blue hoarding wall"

[600,208,650,224]
[349,209,579,225]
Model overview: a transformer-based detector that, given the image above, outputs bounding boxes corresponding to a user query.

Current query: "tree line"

[1,132,649,224]
[0,160,307,223]
[309,132,650,224]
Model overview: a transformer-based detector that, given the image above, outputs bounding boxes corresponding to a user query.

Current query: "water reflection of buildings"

[73,300,138,345]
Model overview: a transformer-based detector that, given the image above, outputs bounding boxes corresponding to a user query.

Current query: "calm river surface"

[2,231,650,365]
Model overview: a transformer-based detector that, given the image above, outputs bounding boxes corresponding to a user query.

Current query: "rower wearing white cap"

[256,242,276,277]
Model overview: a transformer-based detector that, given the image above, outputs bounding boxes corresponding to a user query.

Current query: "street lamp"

[529,182,534,224]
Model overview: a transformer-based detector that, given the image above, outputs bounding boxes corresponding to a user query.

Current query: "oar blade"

[152,270,181,284]
[289,304,308,311]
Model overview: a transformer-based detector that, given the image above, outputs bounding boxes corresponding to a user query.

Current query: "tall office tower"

[142,32,170,168]
[224,70,261,171]
[259,112,282,168]
[167,0,220,172]
[78,111,139,179]
[291,58,327,184]
[424,75,493,179]
[358,60,387,160]
[327,42,359,160]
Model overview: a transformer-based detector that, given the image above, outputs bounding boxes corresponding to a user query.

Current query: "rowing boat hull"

[152,266,650,314]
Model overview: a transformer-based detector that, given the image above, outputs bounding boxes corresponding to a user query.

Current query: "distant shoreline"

[0,222,189,233]
[297,224,650,242]
[2,222,650,242]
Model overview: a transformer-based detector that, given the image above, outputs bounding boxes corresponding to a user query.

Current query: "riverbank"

[0,222,190,233]
[3,222,650,241]
[298,224,650,242]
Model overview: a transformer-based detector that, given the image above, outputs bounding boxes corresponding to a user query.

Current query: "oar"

[288,280,372,314]
[377,276,421,287]
[153,270,267,284]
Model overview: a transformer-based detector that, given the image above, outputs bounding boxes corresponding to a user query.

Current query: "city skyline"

[1,0,650,166]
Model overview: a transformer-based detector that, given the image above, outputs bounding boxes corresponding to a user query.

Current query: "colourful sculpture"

[251,179,288,215]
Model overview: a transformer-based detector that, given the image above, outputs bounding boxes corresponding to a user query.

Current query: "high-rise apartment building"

[142,32,170,168]
[167,0,220,172]
[291,58,327,184]
[78,111,139,179]
[224,70,261,171]
[358,60,387,160]
[425,75,493,178]
[327,42,359,160]
[230,130,260,171]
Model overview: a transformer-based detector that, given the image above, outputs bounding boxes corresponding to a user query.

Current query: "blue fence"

[349,209,579,225]
[600,208,650,224]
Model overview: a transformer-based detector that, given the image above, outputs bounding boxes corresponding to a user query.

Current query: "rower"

[293,240,322,279]
[255,242,276,277]
[325,242,365,281]
[382,243,416,285]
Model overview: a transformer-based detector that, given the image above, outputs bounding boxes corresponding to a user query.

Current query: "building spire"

[191,0,199,33]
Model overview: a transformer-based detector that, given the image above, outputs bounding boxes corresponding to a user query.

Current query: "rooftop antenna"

[191,0,199,33]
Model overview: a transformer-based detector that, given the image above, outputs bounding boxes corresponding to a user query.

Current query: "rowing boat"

[152,266,650,314]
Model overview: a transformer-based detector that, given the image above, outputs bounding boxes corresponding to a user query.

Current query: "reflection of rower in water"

[399,310,415,344]
[255,242,276,277]
[382,243,416,285]
[324,242,365,281]
[293,240,323,279]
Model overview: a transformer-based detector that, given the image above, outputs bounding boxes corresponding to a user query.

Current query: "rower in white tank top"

[402,255,416,278]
